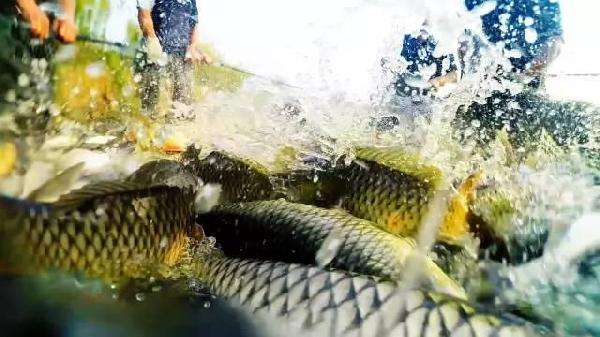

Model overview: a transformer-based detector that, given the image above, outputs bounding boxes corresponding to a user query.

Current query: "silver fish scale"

[203,257,547,337]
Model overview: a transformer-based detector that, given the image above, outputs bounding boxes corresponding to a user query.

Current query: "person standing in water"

[396,0,563,95]
[136,0,211,119]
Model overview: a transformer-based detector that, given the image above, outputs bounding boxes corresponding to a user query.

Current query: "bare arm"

[186,16,212,63]
[56,0,78,43]
[16,0,37,10]
[16,0,50,39]
[138,8,157,38]
[59,0,76,20]
[190,25,200,46]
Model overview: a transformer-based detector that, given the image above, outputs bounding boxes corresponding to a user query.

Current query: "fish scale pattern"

[9,184,196,280]
[202,257,544,337]
[338,160,433,238]
[200,200,464,298]
[190,151,275,203]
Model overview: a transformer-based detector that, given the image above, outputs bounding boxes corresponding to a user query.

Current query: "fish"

[0,163,202,282]
[198,256,551,337]
[186,150,277,203]
[283,147,482,246]
[198,199,465,299]
[127,159,198,189]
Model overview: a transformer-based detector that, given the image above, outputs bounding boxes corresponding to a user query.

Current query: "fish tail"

[439,171,484,244]
[458,171,483,203]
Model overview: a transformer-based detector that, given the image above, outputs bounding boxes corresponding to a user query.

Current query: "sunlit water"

[2,0,600,336]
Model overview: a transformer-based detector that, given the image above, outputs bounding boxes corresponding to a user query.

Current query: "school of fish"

[0,146,555,336]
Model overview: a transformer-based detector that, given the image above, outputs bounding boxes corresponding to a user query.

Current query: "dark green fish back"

[189,151,276,203]
[200,200,415,276]
[126,159,198,189]
[200,256,547,337]
[1,181,197,280]
[199,200,465,298]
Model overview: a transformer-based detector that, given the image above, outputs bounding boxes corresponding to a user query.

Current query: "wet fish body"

[188,151,277,203]
[200,256,548,337]
[199,200,465,298]
[284,147,478,246]
[0,178,198,281]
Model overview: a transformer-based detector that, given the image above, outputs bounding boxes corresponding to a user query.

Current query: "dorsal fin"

[53,180,183,208]
[353,147,443,186]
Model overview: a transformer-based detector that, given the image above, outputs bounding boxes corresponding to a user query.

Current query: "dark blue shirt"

[400,31,456,80]
[465,0,562,71]
[401,0,562,77]
[151,0,198,55]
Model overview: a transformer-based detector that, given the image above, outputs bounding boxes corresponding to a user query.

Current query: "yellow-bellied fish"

[0,160,202,282]
[284,147,481,246]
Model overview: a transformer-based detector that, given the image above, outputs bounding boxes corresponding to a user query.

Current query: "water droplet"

[18,74,30,87]
[524,28,538,44]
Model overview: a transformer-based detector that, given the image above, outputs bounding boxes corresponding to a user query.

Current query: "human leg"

[168,56,193,106]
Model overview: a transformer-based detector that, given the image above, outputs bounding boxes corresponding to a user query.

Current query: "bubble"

[18,74,30,88]
[524,17,535,26]
[525,28,538,44]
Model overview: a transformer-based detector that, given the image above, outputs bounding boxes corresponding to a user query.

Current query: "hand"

[20,2,50,40]
[145,36,165,64]
[186,45,212,64]
[54,17,78,43]
[429,71,458,89]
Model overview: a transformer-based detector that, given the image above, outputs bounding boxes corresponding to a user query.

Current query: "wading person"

[380,0,570,144]
[396,0,563,95]
[0,0,77,137]
[136,0,211,120]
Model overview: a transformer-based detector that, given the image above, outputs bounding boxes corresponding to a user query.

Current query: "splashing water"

[170,1,600,333]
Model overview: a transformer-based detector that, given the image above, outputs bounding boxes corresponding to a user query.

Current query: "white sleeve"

[137,0,155,10]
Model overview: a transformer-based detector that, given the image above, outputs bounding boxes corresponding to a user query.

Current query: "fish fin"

[354,147,442,185]
[27,162,85,202]
[458,171,483,204]
[54,180,181,208]
[0,142,17,177]
[439,171,483,244]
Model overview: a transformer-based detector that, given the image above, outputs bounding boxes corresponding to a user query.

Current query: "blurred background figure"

[396,0,563,96]
[0,0,78,138]
[136,0,211,120]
